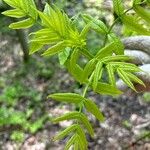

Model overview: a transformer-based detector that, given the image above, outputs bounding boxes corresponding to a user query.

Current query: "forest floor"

[0,35,150,150]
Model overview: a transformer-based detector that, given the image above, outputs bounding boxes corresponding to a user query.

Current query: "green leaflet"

[95,39,124,60]
[64,134,77,150]
[80,48,94,59]
[65,49,85,83]
[121,15,150,35]
[70,13,80,28]
[112,0,124,16]
[95,42,115,60]
[82,14,108,34]
[29,28,56,37]
[107,33,124,55]
[133,0,145,5]
[48,93,85,104]
[108,62,140,69]
[147,0,150,5]
[65,60,85,83]
[2,9,26,18]
[9,18,34,29]
[38,10,54,28]
[118,66,142,72]
[52,5,68,37]
[93,62,103,90]
[42,41,65,56]
[74,140,79,150]
[53,112,94,136]
[81,59,96,82]
[53,124,88,149]
[27,0,38,20]
[58,47,71,65]
[29,43,43,54]
[53,124,78,141]
[30,4,84,56]
[17,0,27,13]
[3,0,18,8]
[79,113,94,136]
[106,64,116,86]
[52,111,80,123]
[80,23,92,38]
[117,68,136,91]
[94,82,122,95]
[76,126,88,148]
[76,135,86,150]
[71,65,85,83]
[3,0,38,22]
[133,5,150,24]
[84,99,105,122]
[126,72,145,87]
[70,49,80,69]
[43,3,67,37]
[30,37,60,45]
[29,28,62,54]
[101,55,131,63]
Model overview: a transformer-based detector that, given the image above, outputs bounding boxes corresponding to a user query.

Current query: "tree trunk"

[1,2,30,62]
[15,29,29,62]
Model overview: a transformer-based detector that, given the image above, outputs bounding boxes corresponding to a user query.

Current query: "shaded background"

[0,0,150,149]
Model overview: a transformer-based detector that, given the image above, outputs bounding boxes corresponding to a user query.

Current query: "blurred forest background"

[0,0,150,149]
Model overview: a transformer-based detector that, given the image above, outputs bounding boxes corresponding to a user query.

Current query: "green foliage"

[0,83,24,105]
[2,0,150,149]
[143,92,150,102]
[29,3,85,56]
[11,131,25,142]
[27,115,48,134]
[0,80,48,141]
[137,130,150,140]
[0,108,26,126]
[122,120,132,129]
